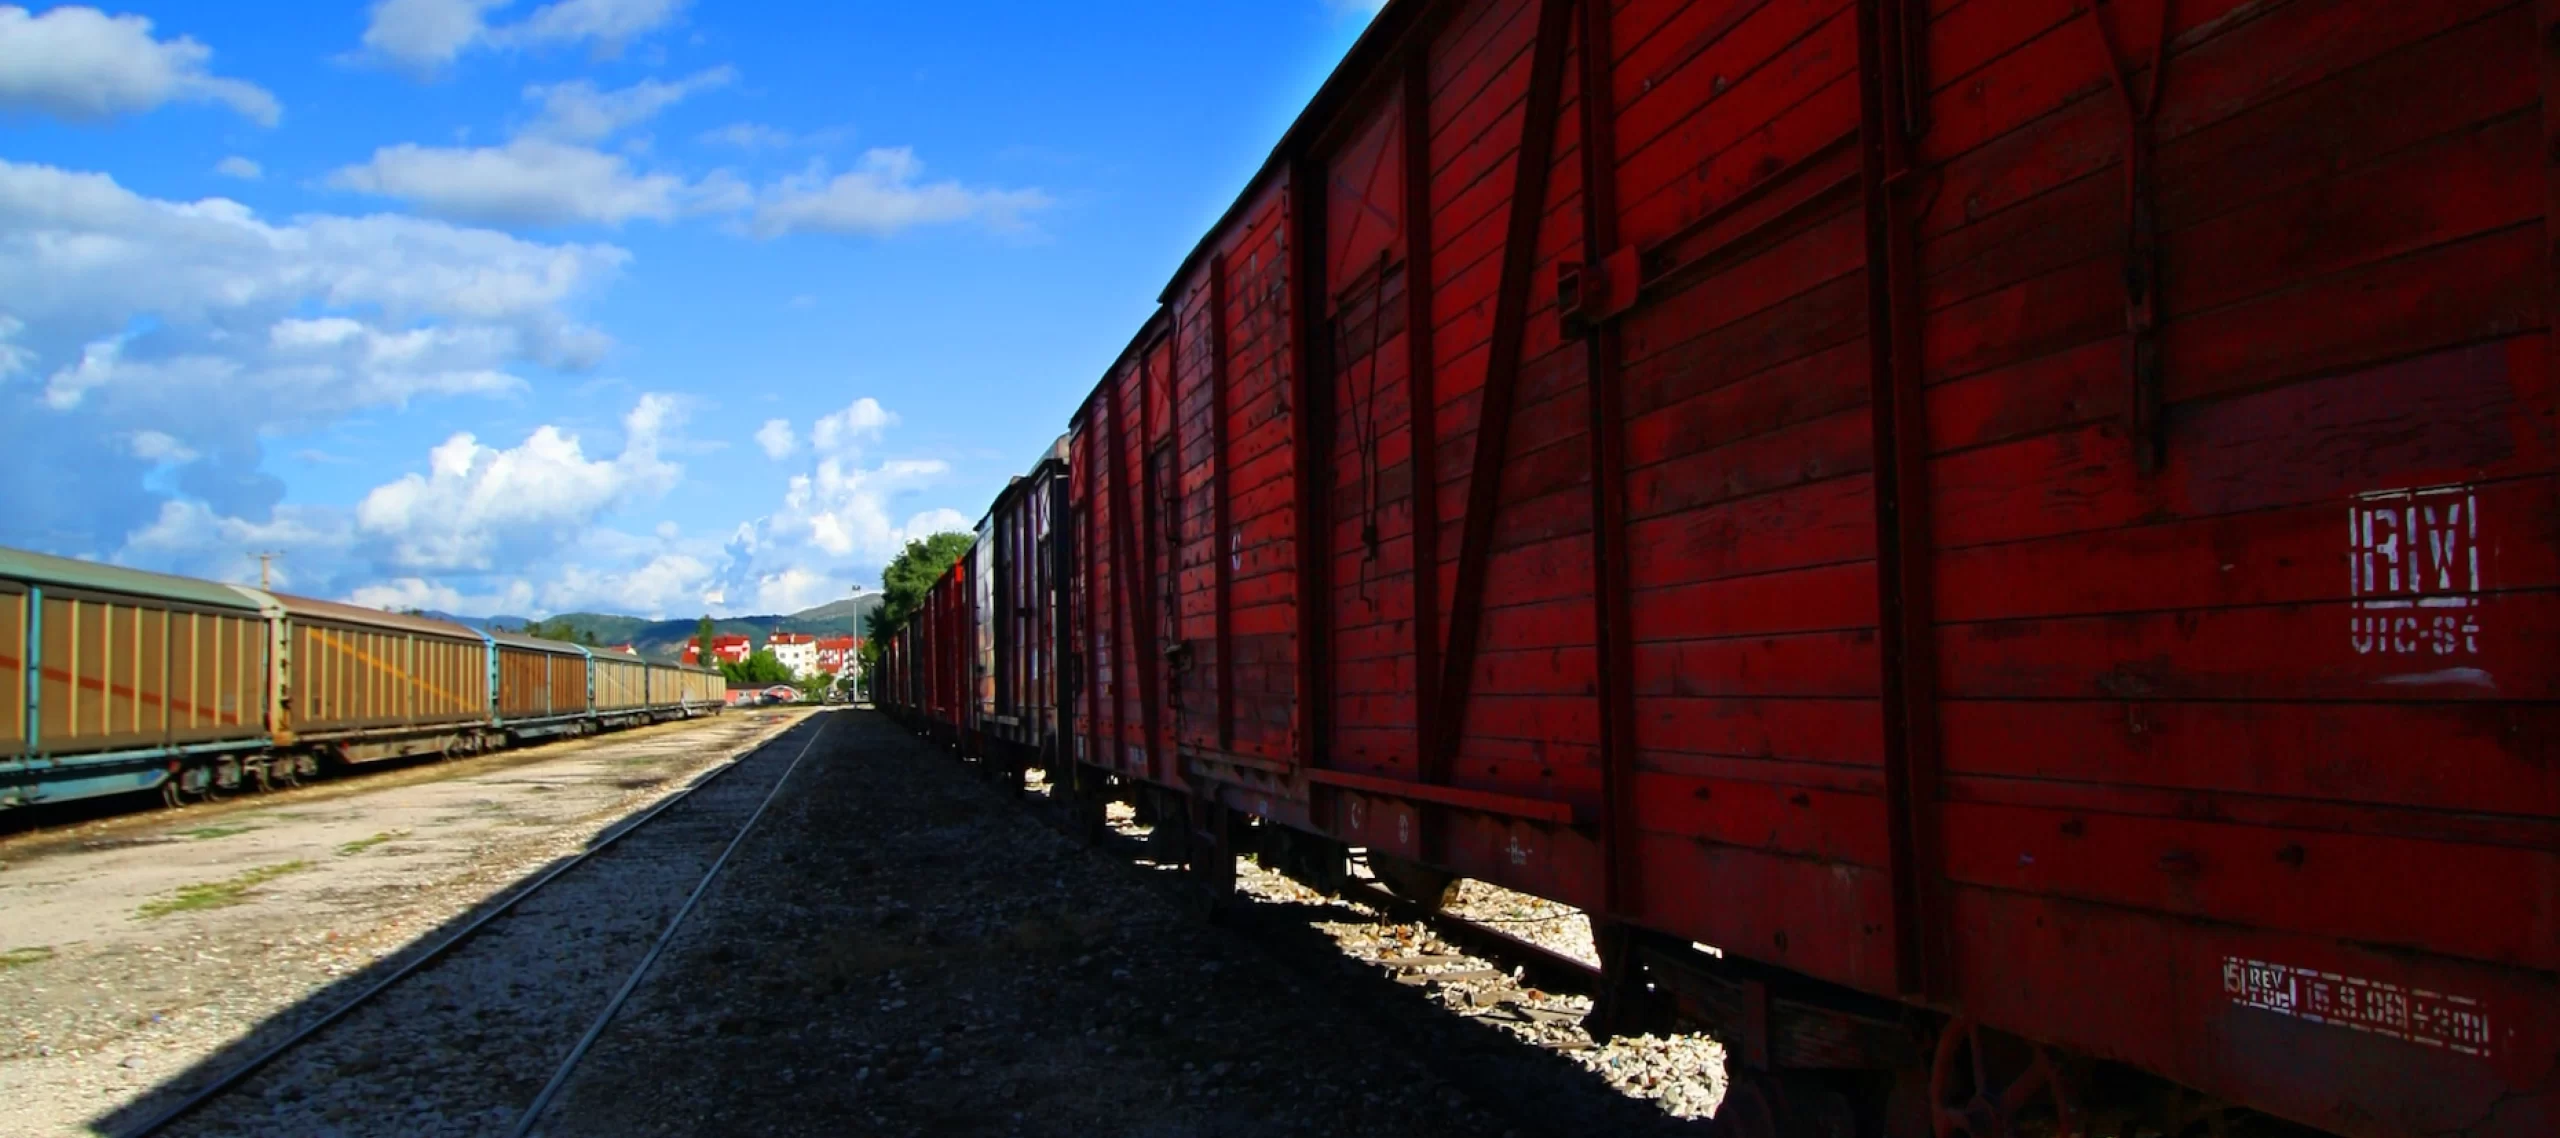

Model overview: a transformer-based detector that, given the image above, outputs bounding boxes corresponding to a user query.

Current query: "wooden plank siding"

[1039,1,2559,1133]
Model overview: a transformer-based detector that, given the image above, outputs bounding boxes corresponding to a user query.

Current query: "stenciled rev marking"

[2223,956,2492,1057]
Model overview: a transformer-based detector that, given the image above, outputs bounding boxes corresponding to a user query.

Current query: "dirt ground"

[0,709,807,1138]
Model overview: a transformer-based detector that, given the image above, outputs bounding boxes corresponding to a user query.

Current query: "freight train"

[1,545,726,810]
[876,0,2559,1134]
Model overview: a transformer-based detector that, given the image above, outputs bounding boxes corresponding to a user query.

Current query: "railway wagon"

[970,437,1074,782]
[589,650,651,726]
[881,620,921,722]
[643,658,725,717]
[243,592,495,765]
[981,0,2560,1134]
[919,551,975,748]
[488,630,592,739]
[0,547,270,806]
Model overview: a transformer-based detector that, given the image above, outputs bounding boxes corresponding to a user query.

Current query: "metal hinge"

[1556,245,1641,338]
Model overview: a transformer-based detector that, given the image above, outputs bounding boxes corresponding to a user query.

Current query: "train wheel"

[1186,795,1236,923]
[1929,1018,2079,1138]
[206,759,243,802]
[1368,853,1456,911]
[1584,922,1656,1042]
[172,764,213,805]
[1070,783,1109,846]
[1719,1072,1859,1138]
[1146,790,1189,865]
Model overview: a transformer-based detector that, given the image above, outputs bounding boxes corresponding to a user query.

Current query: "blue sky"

[0,0,1380,617]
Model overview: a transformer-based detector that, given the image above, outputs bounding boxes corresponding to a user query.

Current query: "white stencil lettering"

[2349,485,2481,656]
[2223,956,2492,1057]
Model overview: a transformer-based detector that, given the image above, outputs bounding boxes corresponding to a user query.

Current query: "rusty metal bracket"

[1555,246,1641,338]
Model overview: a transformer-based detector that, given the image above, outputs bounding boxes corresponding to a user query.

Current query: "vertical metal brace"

[1860,0,1947,1001]
[1106,358,1163,785]
[1574,0,1642,923]
[1209,258,1238,751]
[1287,156,1333,780]
[1402,48,1444,802]
[2538,1,2560,444]
[1136,348,1172,778]
[2082,0,2174,473]
[24,586,41,758]
[1434,0,1578,760]
[1081,438,1103,776]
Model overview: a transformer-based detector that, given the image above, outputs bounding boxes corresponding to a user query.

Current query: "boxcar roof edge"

[0,544,269,612]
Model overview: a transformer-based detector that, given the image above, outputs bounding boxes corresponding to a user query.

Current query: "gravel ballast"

[0,709,807,1138]
[533,709,1728,1138]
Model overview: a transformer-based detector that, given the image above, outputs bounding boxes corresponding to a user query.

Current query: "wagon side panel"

[1912,0,2560,1132]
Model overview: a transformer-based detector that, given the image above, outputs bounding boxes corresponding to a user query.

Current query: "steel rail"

[120,712,823,1138]
[508,713,831,1135]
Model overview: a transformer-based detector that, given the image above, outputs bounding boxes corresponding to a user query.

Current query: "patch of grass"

[0,946,55,970]
[176,825,255,841]
[334,830,408,857]
[136,860,313,919]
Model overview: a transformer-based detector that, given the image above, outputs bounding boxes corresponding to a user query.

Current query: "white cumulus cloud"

[128,429,198,464]
[213,155,262,180]
[354,393,683,573]
[332,138,704,227]
[358,0,690,73]
[0,5,279,125]
[810,397,893,452]
[699,121,793,150]
[751,149,1049,238]
[0,157,625,557]
[496,0,689,53]
[334,68,743,227]
[523,66,732,142]
[753,417,796,460]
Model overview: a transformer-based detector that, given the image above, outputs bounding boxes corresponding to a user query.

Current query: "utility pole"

[254,552,280,591]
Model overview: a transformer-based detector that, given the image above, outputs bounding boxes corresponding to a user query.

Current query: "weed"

[334,831,407,857]
[0,946,54,969]
[136,860,313,919]
[176,825,255,841]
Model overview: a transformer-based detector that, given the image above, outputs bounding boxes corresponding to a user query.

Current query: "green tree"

[718,648,794,687]
[860,531,973,680]
[694,615,716,667]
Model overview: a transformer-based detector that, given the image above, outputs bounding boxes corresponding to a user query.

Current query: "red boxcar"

[884,549,977,750]
[974,437,1075,782]
[891,0,2560,1133]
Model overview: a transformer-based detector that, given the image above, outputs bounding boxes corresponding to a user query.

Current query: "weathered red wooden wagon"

[884,0,2560,1132]
[971,438,1075,782]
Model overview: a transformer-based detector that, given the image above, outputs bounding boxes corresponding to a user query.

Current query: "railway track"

[115,712,834,1138]
[0,715,732,846]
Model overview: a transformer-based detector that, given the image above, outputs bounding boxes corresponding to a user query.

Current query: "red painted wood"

[1304,764,1579,823]
[1435,0,1576,771]
[913,1,2560,1131]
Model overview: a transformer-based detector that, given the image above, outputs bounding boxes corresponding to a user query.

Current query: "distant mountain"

[416,593,885,661]
[419,611,525,632]
[789,592,884,627]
